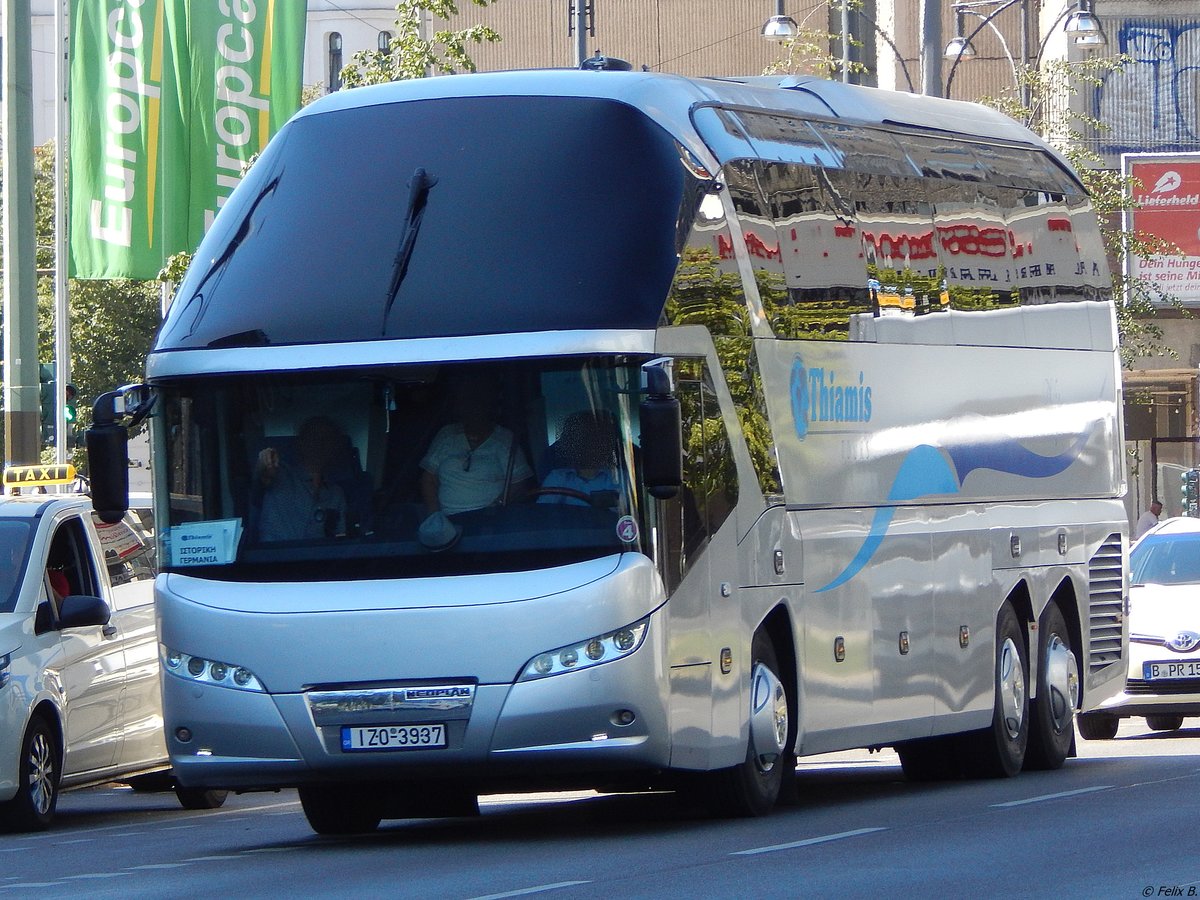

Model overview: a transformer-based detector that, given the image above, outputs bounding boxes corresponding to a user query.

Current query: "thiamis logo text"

[790,355,872,439]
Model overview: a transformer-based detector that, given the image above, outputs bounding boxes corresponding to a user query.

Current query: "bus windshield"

[156,357,650,581]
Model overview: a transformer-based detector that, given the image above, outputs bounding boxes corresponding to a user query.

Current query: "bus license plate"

[341,724,447,751]
[1143,660,1200,680]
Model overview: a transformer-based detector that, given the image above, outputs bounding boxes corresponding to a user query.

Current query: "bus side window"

[658,359,739,594]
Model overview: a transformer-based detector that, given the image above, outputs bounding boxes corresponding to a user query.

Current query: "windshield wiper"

[172,172,283,339]
[381,167,438,334]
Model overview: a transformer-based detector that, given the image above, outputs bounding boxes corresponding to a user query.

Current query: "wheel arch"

[1048,576,1083,686]
[29,700,63,764]
[1004,579,1034,647]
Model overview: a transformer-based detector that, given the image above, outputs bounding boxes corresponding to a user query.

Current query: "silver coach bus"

[89,69,1128,835]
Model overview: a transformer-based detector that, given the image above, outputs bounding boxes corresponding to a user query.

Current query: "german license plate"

[341,724,446,751]
[1143,660,1200,680]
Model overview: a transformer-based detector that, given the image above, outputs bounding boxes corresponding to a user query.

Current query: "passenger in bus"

[255,416,348,541]
[419,378,533,518]
[538,410,621,508]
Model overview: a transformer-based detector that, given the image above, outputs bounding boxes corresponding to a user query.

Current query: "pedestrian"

[1134,499,1162,541]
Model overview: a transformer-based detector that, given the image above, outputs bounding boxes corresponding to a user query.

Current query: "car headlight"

[161,644,265,692]
[517,617,649,682]
[0,652,11,690]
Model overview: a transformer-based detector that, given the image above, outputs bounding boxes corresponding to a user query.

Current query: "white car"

[1079,516,1200,739]
[0,489,224,830]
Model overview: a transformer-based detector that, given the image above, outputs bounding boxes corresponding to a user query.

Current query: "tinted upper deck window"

[156,96,688,351]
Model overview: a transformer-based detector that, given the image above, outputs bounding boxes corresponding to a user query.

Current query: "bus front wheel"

[705,632,791,817]
[299,784,383,835]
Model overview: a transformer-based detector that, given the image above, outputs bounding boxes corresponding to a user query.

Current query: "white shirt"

[421,424,532,516]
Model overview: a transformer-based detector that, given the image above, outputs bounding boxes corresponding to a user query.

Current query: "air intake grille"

[1087,533,1124,673]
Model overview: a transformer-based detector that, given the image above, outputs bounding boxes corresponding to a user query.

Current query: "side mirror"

[640,358,682,500]
[57,595,112,630]
[87,422,129,524]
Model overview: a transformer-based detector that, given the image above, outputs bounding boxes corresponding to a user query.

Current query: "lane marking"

[732,827,886,856]
[242,847,298,854]
[60,873,130,880]
[55,839,94,845]
[990,785,1113,808]
[468,881,592,899]
[183,855,244,862]
[127,864,189,871]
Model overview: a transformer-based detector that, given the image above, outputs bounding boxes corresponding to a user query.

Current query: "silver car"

[1079,516,1200,739]
[0,493,224,831]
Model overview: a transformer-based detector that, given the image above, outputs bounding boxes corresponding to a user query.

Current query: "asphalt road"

[2,717,1197,899]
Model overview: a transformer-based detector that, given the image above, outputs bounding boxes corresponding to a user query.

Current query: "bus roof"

[297,69,1056,159]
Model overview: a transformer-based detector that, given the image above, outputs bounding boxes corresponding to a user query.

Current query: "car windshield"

[1131,532,1200,585]
[155,357,651,581]
[0,521,33,613]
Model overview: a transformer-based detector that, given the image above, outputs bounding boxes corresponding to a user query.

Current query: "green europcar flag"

[69,1,306,280]
[170,1,307,251]
[69,0,184,280]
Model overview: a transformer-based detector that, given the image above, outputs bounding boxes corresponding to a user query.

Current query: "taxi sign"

[3,464,77,487]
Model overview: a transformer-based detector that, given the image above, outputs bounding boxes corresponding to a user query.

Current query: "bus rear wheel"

[959,602,1028,778]
[299,785,383,835]
[706,632,791,817]
[1024,601,1078,771]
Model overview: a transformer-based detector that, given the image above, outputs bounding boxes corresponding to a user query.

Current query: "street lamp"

[761,1,799,41]
[943,0,1106,102]
[759,1,918,93]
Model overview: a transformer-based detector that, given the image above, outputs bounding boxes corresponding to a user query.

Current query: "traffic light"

[1182,469,1200,517]
[38,363,55,446]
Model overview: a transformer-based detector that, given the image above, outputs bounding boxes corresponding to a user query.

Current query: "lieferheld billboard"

[69,1,306,280]
[1125,152,1200,306]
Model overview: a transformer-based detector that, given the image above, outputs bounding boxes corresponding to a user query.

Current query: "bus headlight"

[517,618,649,682]
[161,644,266,692]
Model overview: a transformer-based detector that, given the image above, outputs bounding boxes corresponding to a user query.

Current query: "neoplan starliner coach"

[88,69,1129,835]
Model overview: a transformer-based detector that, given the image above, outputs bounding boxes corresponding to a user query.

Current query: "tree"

[339,0,501,88]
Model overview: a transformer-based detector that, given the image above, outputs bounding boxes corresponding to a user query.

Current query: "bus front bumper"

[166,643,670,791]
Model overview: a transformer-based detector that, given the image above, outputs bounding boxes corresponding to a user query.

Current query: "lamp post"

[760,1,918,93]
[943,0,1106,103]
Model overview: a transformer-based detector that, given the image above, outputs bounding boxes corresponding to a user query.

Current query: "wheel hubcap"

[1043,633,1078,733]
[749,662,788,774]
[28,732,54,816]
[999,637,1025,740]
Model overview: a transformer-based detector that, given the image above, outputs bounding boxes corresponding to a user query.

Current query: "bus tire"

[0,716,60,832]
[705,632,790,818]
[1077,712,1118,740]
[1024,601,1078,771]
[1146,714,1185,732]
[958,602,1028,778]
[299,785,383,835]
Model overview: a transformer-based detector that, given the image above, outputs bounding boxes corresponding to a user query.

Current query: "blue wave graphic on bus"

[814,431,1091,593]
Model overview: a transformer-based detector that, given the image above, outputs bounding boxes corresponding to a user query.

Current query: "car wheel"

[0,716,60,832]
[1077,711,1119,740]
[959,603,1028,778]
[299,785,383,835]
[174,786,229,810]
[1146,714,1185,732]
[705,631,791,817]
[1025,601,1079,770]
